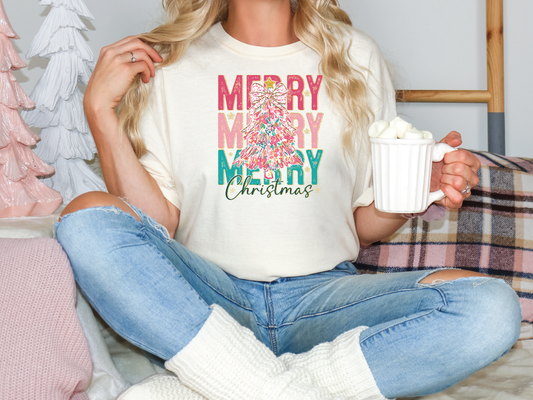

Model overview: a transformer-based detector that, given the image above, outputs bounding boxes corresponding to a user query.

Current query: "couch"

[1,150,532,400]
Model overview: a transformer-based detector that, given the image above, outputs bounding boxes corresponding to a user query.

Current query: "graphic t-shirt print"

[234,79,302,179]
[218,75,324,200]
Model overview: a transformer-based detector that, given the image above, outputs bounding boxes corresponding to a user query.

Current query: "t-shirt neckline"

[209,22,307,57]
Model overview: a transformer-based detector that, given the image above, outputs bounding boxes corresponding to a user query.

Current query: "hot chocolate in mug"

[370,137,457,213]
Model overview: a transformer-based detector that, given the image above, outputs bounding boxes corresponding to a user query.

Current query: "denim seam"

[359,309,438,345]
[144,230,253,313]
[265,284,279,354]
[275,287,447,328]
[78,287,170,361]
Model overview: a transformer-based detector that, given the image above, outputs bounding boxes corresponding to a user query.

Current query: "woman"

[55,0,521,399]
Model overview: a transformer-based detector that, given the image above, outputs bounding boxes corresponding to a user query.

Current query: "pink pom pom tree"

[0,0,62,218]
[233,79,303,180]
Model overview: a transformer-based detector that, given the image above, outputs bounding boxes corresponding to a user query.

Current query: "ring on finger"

[130,51,136,63]
[461,181,471,195]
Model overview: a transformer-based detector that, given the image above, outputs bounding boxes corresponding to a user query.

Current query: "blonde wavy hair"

[116,0,372,160]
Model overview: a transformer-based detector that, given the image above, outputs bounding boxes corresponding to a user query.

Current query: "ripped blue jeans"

[55,204,522,399]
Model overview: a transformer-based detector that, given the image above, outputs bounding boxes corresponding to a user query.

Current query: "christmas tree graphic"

[21,0,106,204]
[0,0,62,218]
[234,78,302,180]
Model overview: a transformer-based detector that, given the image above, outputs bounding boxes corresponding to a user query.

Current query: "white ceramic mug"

[370,137,457,213]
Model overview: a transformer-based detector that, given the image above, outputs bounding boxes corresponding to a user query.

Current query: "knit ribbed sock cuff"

[165,305,351,400]
[280,327,387,400]
[165,305,284,399]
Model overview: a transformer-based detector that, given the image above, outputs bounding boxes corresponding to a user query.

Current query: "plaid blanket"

[356,151,533,324]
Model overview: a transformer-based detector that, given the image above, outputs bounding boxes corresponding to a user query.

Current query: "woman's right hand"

[84,36,163,115]
[81,36,179,235]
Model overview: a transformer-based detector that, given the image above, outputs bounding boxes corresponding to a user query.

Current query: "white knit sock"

[280,328,387,400]
[165,305,350,400]
[116,374,206,400]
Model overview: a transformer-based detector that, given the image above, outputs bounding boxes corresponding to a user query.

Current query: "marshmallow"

[377,126,398,139]
[390,116,413,139]
[404,128,424,140]
[368,120,390,138]
[368,117,434,141]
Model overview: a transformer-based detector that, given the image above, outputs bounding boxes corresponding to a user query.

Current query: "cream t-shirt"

[138,23,396,281]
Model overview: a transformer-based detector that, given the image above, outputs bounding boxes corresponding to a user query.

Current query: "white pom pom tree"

[0,0,62,218]
[21,0,106,204]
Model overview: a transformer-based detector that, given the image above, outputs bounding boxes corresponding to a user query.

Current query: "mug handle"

[427,143,458,204]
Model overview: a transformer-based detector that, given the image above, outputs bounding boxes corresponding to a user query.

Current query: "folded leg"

[56,198,259,360]
[277,269,521,398]
[57,197,382,399]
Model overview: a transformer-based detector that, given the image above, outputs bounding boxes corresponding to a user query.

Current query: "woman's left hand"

[430,131,481,209]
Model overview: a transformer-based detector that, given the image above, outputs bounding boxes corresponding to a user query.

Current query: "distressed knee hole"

[419,269,489,285]
[59,192,141,222]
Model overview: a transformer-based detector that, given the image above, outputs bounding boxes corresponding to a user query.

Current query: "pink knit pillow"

[0,238,92,400]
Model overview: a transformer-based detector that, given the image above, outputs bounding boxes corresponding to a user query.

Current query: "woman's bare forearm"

[79,37,177,233]
[353,202,407,247]
[86,105,179,235]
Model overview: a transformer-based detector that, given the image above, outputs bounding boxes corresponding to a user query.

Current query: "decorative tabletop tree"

[234,79,302,180]
[21,0,106,204]
[0,0,62,218]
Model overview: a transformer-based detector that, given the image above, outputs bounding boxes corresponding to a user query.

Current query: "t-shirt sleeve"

[365,38,397,123]
[138,78,182,209]
[350,32,397,209]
